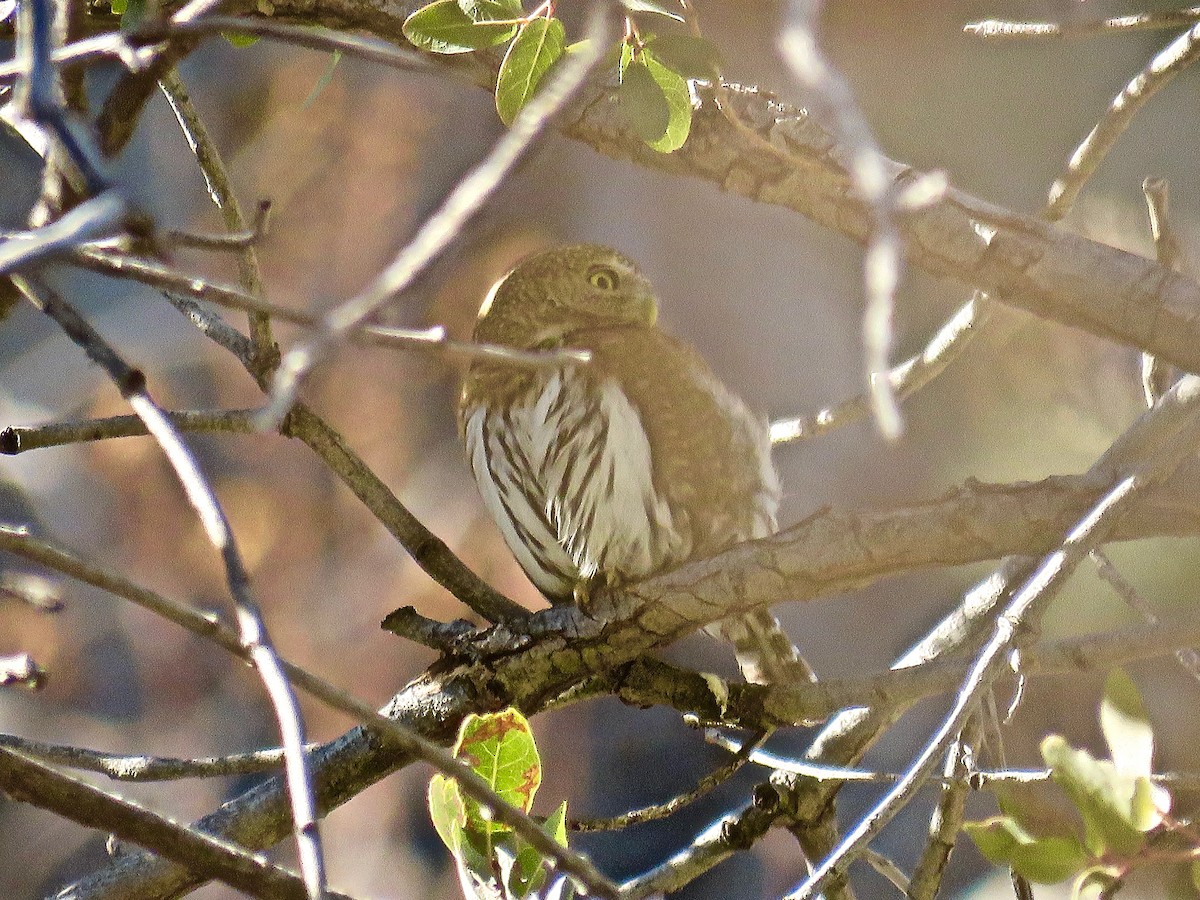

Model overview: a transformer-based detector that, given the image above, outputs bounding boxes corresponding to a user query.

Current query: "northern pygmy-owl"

[459,245,806,684]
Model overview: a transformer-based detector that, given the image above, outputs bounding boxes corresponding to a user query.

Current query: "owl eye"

[586,266,620,291]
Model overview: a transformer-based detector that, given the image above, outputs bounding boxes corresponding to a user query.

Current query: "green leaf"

[964,816,1032,865]
[965,816,1085,884]
[495,17,566,125]
[545,800,569,846]
[429,774,467,854]
[1100,669,1154,776]
[1010,836,1088,885]
[458,0,523,18]
[618,60,670,143]
[403,0,518,54]
[222,32,260,47]
[645,33,722,79]
[456,709,543,833]
[642,51,692,152]
[1042,735,1146,856]
[621,0,685,22]
[1192,859,1200,893]
[117,0,146,28]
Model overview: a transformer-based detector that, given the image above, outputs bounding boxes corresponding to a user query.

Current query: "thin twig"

[1046,23,1200,219]
[771,292,992,443]
[1090,549,1200,682]
[153,15,439,74]
[260,9,612,429]
[0,525,619,900]
[778,0,904,437]
[570,729,774,832]
[157,66,274,366]
[907,717,981,900]
[162,198,272,250]
[0,733,311,781]
[0,747,357,900]
[17,0,107,194]
[0,191,127,273]
[860,847,909,895]
[11,276,329,900]
[1141,177,1183,407]
[0,408,256,454]
[74,246,591,367]
[965,9,1200,40]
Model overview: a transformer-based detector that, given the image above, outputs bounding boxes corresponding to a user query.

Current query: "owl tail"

[710,609,816,686]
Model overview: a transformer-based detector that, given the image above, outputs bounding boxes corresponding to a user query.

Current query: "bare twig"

[1046,23,1200,219]
[162,198,272,250]
[0,747,356,900]
[771,292,992,443]
[74,246,591,367]
[1090,549,1200,682]
[11,277,329,900]
[157,66,274,365]
[155,15,439,74]
[965,9,1200,40]
[778,0,904,436]
[1141,177,1184,407]
[16,0,107,195]
[907,717,981,900]
[0,408,256,454]
[570,729,774,832]
[260,9,612,428]
[0,733,310,781]
[0,191,127,273]
[860,847,909,895]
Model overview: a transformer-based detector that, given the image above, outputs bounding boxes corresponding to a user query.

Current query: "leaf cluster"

[401,0,721,151]
[429,709,573,900]
[965,670,1195,900]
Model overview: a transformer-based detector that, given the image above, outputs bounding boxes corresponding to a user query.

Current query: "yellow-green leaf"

[495,17,566,125]
[1100,669,1153,776]
[646,33,722,79]
[403,0,517,54]
[621,0,684,22]
[1042,735,1145,856]
[457,0,523,19]
[618,60,670,143]
[455,709,542,833]
[428,773,467,854]
[642,51,692,152]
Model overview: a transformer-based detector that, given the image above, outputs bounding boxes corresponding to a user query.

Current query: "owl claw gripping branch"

[459,244,812,685]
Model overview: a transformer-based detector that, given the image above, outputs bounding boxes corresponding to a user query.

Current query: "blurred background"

[2,0,1200,897]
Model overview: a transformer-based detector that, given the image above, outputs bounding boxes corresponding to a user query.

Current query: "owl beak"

[636,295,658,327]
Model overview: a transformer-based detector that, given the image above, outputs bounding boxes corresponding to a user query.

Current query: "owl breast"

[463,367,687,600]
[461,327,779,603]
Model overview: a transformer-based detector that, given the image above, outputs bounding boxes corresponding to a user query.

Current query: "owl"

[459,244,808,684]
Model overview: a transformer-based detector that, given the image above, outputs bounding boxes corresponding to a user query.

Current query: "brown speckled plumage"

[459,245,807,684]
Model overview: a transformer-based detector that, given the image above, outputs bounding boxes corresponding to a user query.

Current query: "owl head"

[472,244,659,349]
